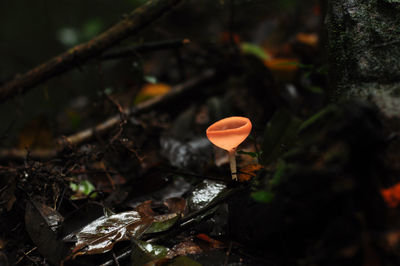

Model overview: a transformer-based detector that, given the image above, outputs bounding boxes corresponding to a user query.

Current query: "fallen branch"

[0,0,183,103]
[100,39,190,61]
[60,69,218,147]
[0,69,221,161]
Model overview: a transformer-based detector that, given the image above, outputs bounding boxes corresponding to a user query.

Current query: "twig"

[100,39,190,61]
[0,0,183,103]
[100,249,131,266]
[112,252,121,266]
[14,246,38,265]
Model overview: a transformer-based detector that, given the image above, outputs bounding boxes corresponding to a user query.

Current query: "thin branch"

[100,39,190,61]
[0,148,57,161]
[0,0,183,103]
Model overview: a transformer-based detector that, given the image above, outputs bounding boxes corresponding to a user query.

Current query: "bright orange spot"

[296,33,319,47]
[238,164,264,181]
[381,183,400,208]
[206,117,252,151]
[134,83,171,104]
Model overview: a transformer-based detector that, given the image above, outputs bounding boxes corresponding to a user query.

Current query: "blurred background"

[0,0,320,149]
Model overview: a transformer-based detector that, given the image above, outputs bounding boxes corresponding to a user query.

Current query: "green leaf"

[251,191,275,203]
[145,214,180,234]
[260,108,302,165]
[241,42,270,60]
[70,180,97,199]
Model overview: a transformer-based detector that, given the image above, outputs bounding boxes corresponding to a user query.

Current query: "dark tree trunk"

[325,0,400,119]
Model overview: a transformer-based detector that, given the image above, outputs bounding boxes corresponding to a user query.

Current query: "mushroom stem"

[228,149,237,180]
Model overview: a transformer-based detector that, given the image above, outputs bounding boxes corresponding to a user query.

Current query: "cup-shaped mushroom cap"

[206,116,252,151]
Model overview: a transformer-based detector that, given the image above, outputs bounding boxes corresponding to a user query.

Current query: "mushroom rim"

[206,117,251,135]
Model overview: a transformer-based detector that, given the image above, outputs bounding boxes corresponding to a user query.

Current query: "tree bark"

[325,0,400,118]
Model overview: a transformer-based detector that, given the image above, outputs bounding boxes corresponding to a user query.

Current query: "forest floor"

[1,1,400,266]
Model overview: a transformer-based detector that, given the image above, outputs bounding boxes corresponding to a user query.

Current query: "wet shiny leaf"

[132,240,169,265]
[187,180,226,212]
[67,211,153,257]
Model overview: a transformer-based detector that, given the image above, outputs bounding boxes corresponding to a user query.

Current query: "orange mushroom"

[206,117,252,180]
